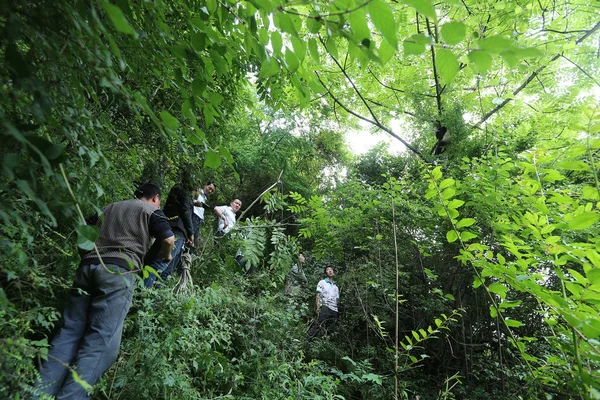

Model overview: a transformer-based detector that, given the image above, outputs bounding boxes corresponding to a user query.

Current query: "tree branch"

[319,36,382,126]
[426,18,444,118]
[561,55,600,87]
[238,170,283,222]
[315,72,428,162]
[474,20,600,128]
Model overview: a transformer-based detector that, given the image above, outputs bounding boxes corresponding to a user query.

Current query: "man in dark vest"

[37,183,174,399]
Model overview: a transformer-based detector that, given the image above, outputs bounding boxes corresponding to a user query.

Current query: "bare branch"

[561,55,600,87]
[238,170,283,222]
[426,18,444,118]
[315,72,429,162]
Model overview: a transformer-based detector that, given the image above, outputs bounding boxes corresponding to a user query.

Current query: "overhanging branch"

[315,72,428,162]
[474,21,600,128]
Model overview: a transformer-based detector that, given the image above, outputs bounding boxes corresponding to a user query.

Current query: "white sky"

[345,119,408,155]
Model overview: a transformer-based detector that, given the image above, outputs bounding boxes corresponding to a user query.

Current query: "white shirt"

[316,278,339,312]
[193,190,208,220]
[216,205,236,234]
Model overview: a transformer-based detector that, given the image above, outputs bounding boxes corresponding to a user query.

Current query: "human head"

[299,253,305,264]
[231,199,242,212]
[135,183,161,208]
[203,182,216,196]
[324,265,334,278]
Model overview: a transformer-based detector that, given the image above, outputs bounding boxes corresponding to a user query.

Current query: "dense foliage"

[1,0,599,398]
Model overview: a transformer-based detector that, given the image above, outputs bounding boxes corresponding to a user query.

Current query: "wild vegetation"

[1,0,599,398]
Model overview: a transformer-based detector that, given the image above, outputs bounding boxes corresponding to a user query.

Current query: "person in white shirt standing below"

[192,181,216,242]
[214,198,242,237]
[306,265,340,345]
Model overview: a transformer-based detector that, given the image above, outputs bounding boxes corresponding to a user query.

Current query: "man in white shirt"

[192,182,216,241]
[214,198,242,237]
[306,266,340,344]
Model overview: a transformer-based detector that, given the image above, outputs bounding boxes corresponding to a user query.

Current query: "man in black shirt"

[144,170,195,287]
[37,183,174,399]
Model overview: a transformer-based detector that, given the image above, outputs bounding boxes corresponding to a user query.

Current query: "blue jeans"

[192,214,203,241]
[38,263,135,399]
[143,231,185,288]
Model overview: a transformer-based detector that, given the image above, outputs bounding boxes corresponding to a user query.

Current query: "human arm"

[149,209,175,260]
[315,280,323,311]
[157,235,175,261]
[213,206,229,228]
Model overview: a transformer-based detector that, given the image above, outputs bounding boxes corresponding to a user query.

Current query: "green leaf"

[488,282,508,297]
[326,38,339,59]
[441,187,455,200]
[440,22,466,45]
[567,212,599,230]
[192,78,206,98]
[368,0,398,49]
[460,231,477,242]
[349,8,370,42]
[218,145,235,165]
[504,319,523,327]
[361,373,383,385]
[291,37,306,62]
[191,32,206,51]
[478,36,513,53]
[204,150,222,168]
[102,2,138,37]
[436,49,459,84]
[456,218,475,229]
[403,35,427,56]
[160,111,180,131]
[468,50,492,75]
[582,186,600,200]
[402,0,436,19]
[439,178,455,190]
[446,230,458,243]
[182,99,194,120]
[271,32,283,55]
[275,12,298,37]
[187,128,205,145]
[308,38,320,63]
[431,166,443,181]
[285,48,300,73]
[70,369,93,392]
[379,40,395,64]
[76,224,99,251]
[208,91,223,107]
[556,161,590,171]
[447,199,465,209]
[306,13,322,33]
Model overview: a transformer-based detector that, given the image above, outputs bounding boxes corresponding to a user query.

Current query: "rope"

[174,246,194,295]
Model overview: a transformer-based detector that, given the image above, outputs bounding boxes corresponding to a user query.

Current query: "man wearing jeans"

[37,183,174,399]
[306,266,340,344]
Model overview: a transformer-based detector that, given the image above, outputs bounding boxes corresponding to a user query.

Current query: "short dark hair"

[135,183,161,200]
[206,181,216,189]
[323,265,334,275]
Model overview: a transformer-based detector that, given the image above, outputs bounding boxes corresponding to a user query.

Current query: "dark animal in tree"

[431,124,450,155]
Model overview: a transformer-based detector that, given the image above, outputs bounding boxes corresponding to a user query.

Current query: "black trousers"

[306,306,339,340]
